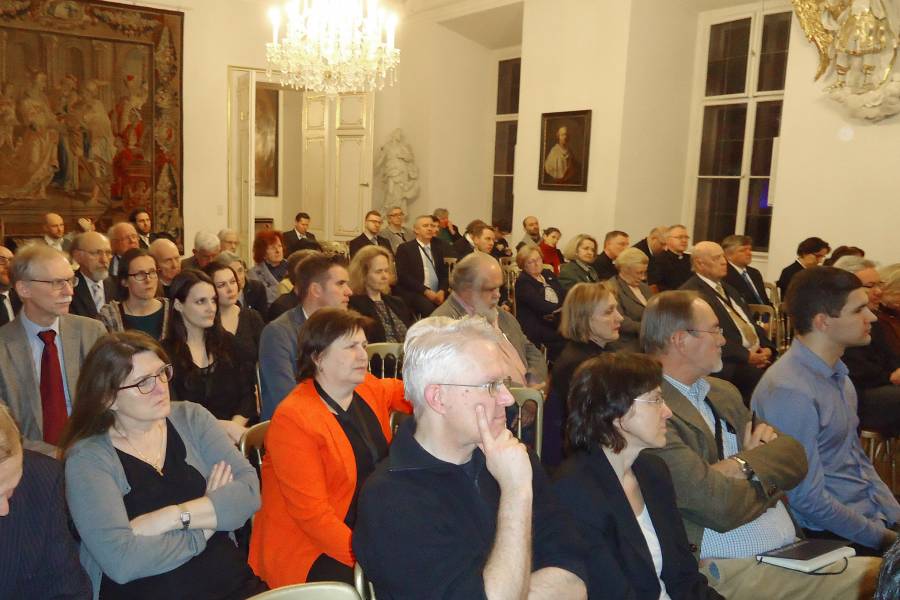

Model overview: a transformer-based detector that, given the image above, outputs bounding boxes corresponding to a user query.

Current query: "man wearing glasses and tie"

[353,316,587,599]
[0,244,106,456]
[69,232,118,320]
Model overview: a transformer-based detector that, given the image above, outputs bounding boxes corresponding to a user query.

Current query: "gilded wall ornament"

[793,0,900,120]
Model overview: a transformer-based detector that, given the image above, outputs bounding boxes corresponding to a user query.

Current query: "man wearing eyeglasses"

[656,225,694,291]
[384,205,413,253]
[348,210,392,258]
[641,291,877,599]
[353,316,587,599]
[69,232,117,320]
[0,245,106,456]
[0,246,20,327]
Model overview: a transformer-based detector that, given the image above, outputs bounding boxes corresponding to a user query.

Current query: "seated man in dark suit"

[632,225,666,287]
[680,242,775,404]
[69,232,117,320]
[0,405,91,599]
[776,237,829,298]
[656,225,693,291]
[452,219,495,259]
[591,229,629,281]
[722,235,771,307]
[283,211,321,256]
[348,210,392,258]
[128,207,159,249]
[0,245,20,327]
[394,215,449,317]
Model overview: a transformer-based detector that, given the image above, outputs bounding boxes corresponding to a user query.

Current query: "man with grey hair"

[353,316,587,599]
[384,205,414,253]
[432,252,547,387]
[0,245,106,455]
[148,237,181,298]
[722,235,770,307]
[641,291,876,599]
[106,221,140,277]
[433,207,461,248]
[181,230,220,271]
[218,228,240,253]
[68,232,116,319]
[834,256,900,434]
[656,225,693,291]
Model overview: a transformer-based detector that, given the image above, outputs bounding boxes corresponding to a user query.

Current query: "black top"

[348,294,415,343]
[633,238,660,286]
[514,270,566,348]
[100,420,259,599]
[122,305,166,340]
[348,233,393,258]
[314,382,388,528]
[776,260,804,298]
[353,419,587,599]
[267,292,300,322]
[550,340,608,414]
[241,279,270,321]
[233,307,265,366]
[554,450,723,600]
[844,320,900,389]
[656,250,693,291]
[591,252,617,281]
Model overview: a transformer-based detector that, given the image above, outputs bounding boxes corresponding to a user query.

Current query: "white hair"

[402,316,504,413]
[832,256,877,273]
[193,230,221,252]
[217,228,238,241]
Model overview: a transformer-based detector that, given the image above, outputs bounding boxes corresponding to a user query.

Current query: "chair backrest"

[764,281,780,305]
[777,301,793,353]
[248,581,362,600]
[509,387,545,458]
[747,303,775,341]
[239,420,271,466]
[389,410,412,435]
[499,256,514,268]
[444,256,457,276]
[354,562,377,600]
[366,342,403,378]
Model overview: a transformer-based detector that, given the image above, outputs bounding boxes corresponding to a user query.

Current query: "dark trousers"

[858,385,900,436]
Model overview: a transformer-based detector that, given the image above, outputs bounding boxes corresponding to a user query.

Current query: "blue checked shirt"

[664,375,797,559]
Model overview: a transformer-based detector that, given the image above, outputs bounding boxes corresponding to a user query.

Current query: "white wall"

[373,16,496,228]
[767,14,900,279]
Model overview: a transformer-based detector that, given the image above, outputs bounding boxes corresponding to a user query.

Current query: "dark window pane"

[694,178,740,243]
[699,104,747,176]
[497,58,521,115]
[492,176,514,233]
[745,178,773,251]
[750,101,782,176]
[494,121,518,175]
[706,18,751,96]
[758,12,792,91]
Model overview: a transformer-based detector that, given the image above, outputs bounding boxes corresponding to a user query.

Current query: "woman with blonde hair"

[347,245,414,343]
[514,245,566,360]
[606,247,654,351]
[559,234,600,291]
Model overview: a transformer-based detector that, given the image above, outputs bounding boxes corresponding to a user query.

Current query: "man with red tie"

[0,245,106,456]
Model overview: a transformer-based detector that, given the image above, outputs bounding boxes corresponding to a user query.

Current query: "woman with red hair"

[247,229,287,304]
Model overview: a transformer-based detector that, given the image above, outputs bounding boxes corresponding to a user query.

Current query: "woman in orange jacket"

[249,308,411,587]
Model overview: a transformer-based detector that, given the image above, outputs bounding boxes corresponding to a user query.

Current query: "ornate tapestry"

[0,0,183,242]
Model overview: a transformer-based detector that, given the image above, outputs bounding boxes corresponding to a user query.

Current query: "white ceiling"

[438,1,523,49]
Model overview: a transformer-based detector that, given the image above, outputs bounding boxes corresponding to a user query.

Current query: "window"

[491,58,520,233]
[692,10,791,252]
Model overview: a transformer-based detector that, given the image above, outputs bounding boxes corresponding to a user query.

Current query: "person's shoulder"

[22,449,63,482]
[706,376,744,404]
[61,312,106,332]
[634,451,669,479]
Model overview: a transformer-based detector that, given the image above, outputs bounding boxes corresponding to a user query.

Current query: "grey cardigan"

[65,401,260,598]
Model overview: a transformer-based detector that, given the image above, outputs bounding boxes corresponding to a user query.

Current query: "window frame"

[491,53,521,233]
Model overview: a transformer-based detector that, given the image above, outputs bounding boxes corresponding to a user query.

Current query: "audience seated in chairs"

[393,214,449,317]
[100,248,170,340]
[641,290,879,599]
[655,225,693,291]
[555,352,723,600]
[247,230,288,306]
[753,267,900,556]
[591,230,629,282]
[353,316,588,599]
[606,247,653,352]
[348,245,413,344]
[539,227,565,275]
[283,212,321,256]
[205,261,265,371]
[514,245,566,361]
[776,236,830,298]
[163,270,256,444]
[249,309,410,588]
[61,332,267,599]
[559,233,600,291]
[0,404,92,598]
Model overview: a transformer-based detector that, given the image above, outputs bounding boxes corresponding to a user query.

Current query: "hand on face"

[475,404,531,492]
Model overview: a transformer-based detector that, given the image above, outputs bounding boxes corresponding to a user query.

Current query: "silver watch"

[732,455,754,480]
[179,508,191,530]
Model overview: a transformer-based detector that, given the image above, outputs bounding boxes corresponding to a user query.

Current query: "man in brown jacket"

[641,290,880,599]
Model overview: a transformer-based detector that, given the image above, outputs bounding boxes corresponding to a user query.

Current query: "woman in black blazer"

[514,246,566,361]
[348,245,415,343]
[555,353,722,600]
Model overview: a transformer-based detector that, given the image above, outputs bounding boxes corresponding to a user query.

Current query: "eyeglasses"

[82,249,113,258]
[118,364,174,395]
[366,219,383,225]
[389,212,404,218]
[437,377,513,397]
[27,277,78,290]
[128,269,159,281]
[634,391,666,406]
[686,327,724,336]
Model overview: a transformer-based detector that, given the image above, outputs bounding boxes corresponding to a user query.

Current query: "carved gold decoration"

[793,0,900,120]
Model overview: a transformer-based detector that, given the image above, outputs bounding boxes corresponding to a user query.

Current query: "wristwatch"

[732,456,755,480]
[178,505,191,530]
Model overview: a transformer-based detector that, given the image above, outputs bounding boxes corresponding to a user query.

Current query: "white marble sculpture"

[375,128,420,214]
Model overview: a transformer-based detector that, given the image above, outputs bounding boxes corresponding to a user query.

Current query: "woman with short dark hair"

[247,229,286,304]
[249,308,411,588]
[100,248,170,340]
[555,352,721,600]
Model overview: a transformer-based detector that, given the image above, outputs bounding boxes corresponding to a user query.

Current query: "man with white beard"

[432,252,547,388]
[69,232,117,320]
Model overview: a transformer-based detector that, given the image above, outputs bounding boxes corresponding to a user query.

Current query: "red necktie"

[38,330,68,445]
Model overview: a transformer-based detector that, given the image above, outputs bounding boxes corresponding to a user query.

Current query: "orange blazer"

[248,373,410,588]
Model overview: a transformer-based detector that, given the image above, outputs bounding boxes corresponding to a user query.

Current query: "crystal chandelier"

[266,0,400,95]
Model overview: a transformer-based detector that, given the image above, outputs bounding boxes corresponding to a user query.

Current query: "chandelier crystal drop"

[266,0,400,95]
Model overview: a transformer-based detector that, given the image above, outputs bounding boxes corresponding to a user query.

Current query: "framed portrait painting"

[538,109,591,192]
[254,84,279,197]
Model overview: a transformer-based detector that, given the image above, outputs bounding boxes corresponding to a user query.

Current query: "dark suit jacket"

[656,250,693,291]
[550,340,607,414]
[634,238,661,286]
[555,451,722,600]
[0,289,21,327]
[267,291,300,323]
[348,294,415,343]
[283,231,321,256]
[777,260,804,298]
[69,270,117,320]
[514,270,565,348]
[452,237,479,260]
[680,275,775,366]
[349,233,392,258]
[0,450,91,599]
[394,239,449,295]
[591,252,617,281]
[844,320,900,389]
[242,278,270,319]
[724,263,770,307]
[606,276,653,351]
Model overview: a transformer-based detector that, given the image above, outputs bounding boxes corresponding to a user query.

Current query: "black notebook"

[756,539,855,572]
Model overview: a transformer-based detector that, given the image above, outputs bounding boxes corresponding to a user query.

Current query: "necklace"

[114,421,165,476]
